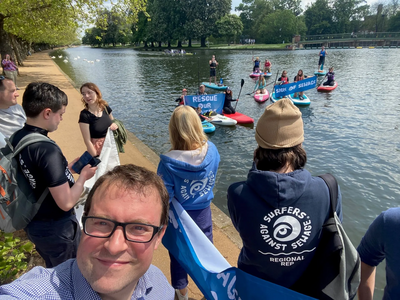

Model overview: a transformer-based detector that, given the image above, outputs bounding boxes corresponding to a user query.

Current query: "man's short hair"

[84,164,169,226]
[22,82,68,118]
[0,76,13,92]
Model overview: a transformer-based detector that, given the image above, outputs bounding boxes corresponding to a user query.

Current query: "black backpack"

[291,173,360,300]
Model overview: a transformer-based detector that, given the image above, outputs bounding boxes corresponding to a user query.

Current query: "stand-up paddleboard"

[264,72,272,77]
[202,120,216,133]
[288,93,311,106]
[201,82,228,90]
[254,91,269,103]
[222,112,254,124]
[249,72,264,79]
[270,92,310,106]
[314,70,327,76]
[317,81,338,92]
[209,114,237,126]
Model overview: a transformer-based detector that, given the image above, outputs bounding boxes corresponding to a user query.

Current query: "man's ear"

[153,225,166,250]
[43,108,52,119]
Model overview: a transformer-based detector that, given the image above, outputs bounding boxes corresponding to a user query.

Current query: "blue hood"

[157,141,220,210]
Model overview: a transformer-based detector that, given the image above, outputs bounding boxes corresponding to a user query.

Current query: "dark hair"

[22,82,68,118]
[84,164,170,226]
[254,145,307,172]
[0,76,13,92]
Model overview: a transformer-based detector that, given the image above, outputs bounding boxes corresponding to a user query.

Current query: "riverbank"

[16,50,241,299]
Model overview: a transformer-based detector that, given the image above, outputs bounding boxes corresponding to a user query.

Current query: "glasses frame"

[82,216,164,243]
[0,76,5,80]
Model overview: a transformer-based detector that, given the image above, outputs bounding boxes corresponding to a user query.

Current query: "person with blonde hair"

[254,75,266,94]
[157,105,220,300]
[252,56,261,72]
[79,83,118,157]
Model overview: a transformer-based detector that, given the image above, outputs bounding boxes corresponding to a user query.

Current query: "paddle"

[246,80,276,95]
[234,79,245,110]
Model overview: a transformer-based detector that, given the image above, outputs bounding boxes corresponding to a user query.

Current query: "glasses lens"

[126,224,155,242]
[85,217,114,237]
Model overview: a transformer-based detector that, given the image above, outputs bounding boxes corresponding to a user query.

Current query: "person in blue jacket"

[227,98,342,294]
[357,207,400,300]
[157,105,220,300]
[318,46,327,71]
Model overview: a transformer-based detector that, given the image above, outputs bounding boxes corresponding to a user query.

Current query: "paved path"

[17,49,242,300]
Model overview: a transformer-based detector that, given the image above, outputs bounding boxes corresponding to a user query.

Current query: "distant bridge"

[298,32,400,48]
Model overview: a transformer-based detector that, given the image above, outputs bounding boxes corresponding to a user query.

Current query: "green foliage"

[388,11,400,31]
[304,0,334,35]
[215,14,244,44]
[0,232,34,284]
[255,10,306,44]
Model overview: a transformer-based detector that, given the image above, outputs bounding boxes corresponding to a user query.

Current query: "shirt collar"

[24,124,49,136]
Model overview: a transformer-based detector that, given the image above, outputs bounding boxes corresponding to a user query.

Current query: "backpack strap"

[12,133,57,157]
[318,173,338,218]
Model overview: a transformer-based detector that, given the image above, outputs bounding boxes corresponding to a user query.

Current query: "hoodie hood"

[247,162,310,208]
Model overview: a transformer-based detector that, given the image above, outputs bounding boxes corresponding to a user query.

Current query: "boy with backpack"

[2,82,96,267]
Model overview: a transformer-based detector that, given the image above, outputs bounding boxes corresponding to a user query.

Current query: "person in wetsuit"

[223,87,238,114]
[318,46,327,71]
[209,55,218,85]
[323,67,335,86]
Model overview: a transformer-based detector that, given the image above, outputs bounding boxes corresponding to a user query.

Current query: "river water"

[52,46,400,297]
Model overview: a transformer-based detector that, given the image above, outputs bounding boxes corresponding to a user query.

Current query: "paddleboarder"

[263,59,272,73]
[293,69,309,100]
[175,88,187,106]
[277,70,289,84]
[209,55,218,85]
[254,76,267,94]
[323,67,335,86]
[197,84,207,95]
[223,87,238,114]
[252,56,261,72]
[318,46,327,72]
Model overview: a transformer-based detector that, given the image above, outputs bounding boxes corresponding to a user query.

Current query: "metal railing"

[302,32,400,41]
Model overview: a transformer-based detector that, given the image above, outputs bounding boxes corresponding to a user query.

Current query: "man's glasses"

[82,216,164,243]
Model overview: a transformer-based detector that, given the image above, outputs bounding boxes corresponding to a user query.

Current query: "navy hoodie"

[228,164,342,288]
[157,141,220,210]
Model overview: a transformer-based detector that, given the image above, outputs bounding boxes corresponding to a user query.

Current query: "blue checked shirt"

[0,259,174,299]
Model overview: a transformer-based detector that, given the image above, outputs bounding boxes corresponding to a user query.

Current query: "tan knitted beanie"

[255,98,304,149]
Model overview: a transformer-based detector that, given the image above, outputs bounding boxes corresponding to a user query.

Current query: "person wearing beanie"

[227,98,343,293]
[223,87,238,114]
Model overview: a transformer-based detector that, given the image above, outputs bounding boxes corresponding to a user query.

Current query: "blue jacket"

[228,164,342,288]
[157,141,220,210]
[357,207,400,300]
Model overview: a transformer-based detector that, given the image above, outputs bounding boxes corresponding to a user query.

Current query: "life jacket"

[210,61,216,68]
[327,72,334,81]
[280,76,289,84]
[320,50,326,57]
[265,61,271,67]
[254,60,260,68]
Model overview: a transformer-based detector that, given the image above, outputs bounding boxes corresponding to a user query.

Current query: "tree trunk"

[167,41,171,48]
[188,38,192,47]
[144,41,148,48]
[151,41,154,47]
[177,40,182,48]
[9,34,23,66]
[0,15,13,61]
[201,37,206,47]
[158,41,162,47]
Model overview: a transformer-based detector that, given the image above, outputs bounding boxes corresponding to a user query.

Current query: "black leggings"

[323,80,335,86]
[223,105,236,114]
